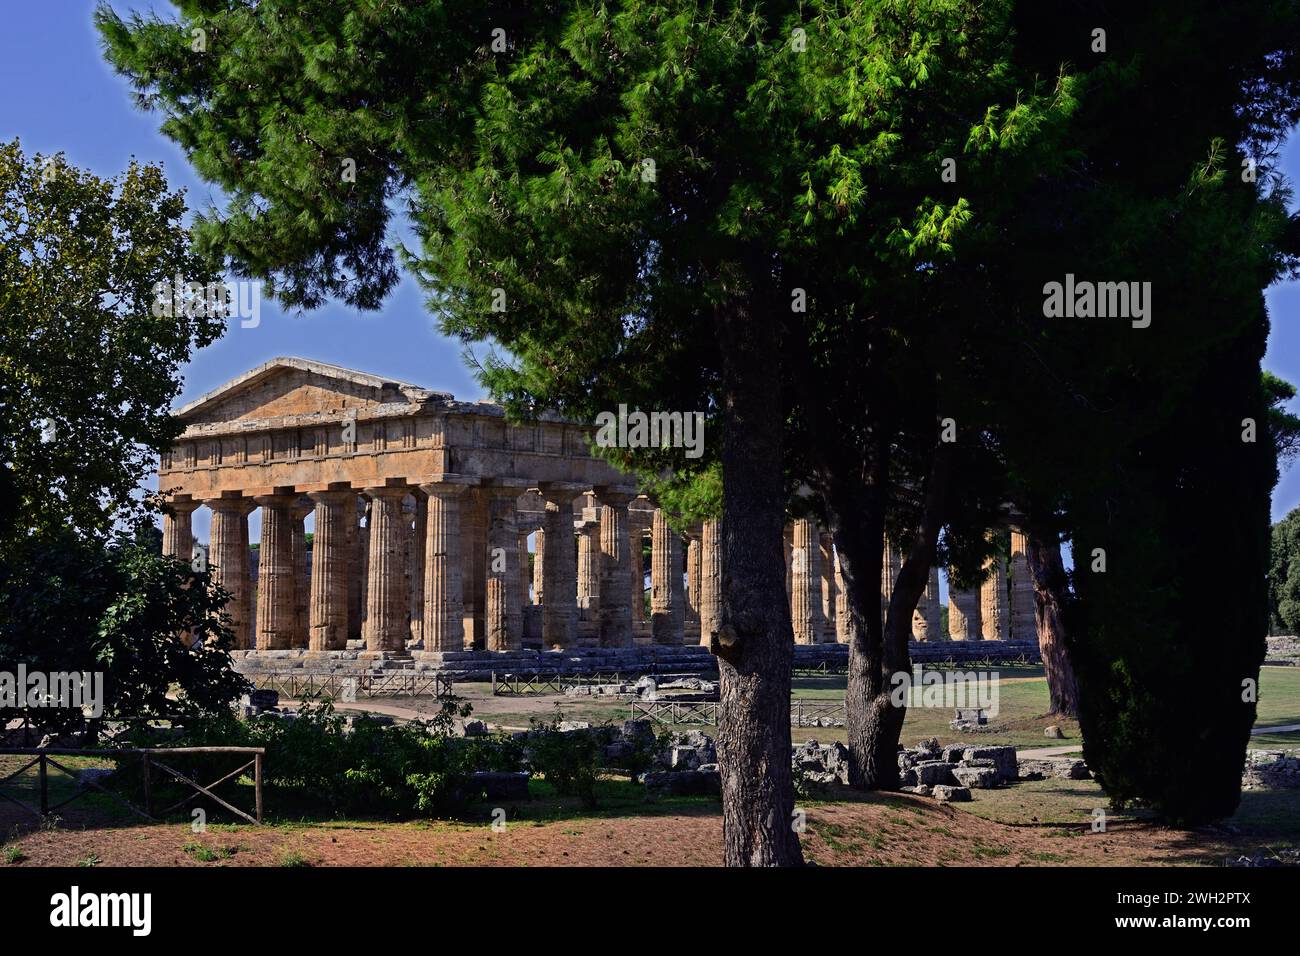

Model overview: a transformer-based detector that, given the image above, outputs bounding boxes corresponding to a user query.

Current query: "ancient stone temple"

[160,358,1035,662]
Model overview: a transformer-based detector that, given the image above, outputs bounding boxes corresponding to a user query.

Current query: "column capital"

[363,484,411,500]
[307,488,356,505]
[592,486,638,506]
[164,495,200,514]
[203,494,255,515]
[536,480,587,505]
[252,492,300,509]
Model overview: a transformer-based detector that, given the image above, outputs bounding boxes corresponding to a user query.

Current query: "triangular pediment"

[175,357,449,425]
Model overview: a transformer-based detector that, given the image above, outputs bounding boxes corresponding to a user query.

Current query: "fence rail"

[250,671,453,700]
[0,747,265,825]
[627,699,847,727]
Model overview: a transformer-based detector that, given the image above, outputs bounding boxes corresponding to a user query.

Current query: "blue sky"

[5,1,1300,551]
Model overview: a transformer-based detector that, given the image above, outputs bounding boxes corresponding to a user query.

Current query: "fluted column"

[1009,528,1036,640]
[532,529,545,605]
[699,518,722,646]
[576,514,601,617]
[206,497,253,649]
[409,492,427,646]
[685,528,702,624]
[791,518,823,644]
[596,490,634,647]
[518,531,532,611]
[980,548,1009,641]
[420,481,468,652]
[307,490,352,652]
[362,486,410,656]
[818,531,836,642]
[162,498,198,560]
[913,565,943,641]
[834,550,852,644]
[290,500,312,649]
[254,494,297,650]
[540,486,579,648]
[629,522,646,625]
[238,506,254,647]
[948,575,981,641]
[651,508,684,644]
[880,533,903,627]
[485,489,523,651]
[347,497,365,641]
[461,489,489,648]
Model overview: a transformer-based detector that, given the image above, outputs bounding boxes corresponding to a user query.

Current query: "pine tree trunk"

[1027,531,1079,718]
[711,294,804,867]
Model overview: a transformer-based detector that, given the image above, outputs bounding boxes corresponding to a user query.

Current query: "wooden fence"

[0,747,266,825]
[250,670,453,700]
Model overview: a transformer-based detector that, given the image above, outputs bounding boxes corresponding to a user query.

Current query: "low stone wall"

[232,639,1042,682]
[1243,749,1300,789]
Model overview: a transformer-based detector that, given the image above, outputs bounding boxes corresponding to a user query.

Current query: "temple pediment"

[175,356,447,426]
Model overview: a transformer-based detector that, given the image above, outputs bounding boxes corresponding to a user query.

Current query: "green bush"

[108,697,523,818]
[522,718,608,809]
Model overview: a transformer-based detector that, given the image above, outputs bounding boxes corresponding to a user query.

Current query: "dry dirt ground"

[0,785,1281,868]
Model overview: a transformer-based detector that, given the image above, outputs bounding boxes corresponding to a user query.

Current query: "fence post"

[254,752,264,824]
[38,753,47,816]
[141,753,152,817]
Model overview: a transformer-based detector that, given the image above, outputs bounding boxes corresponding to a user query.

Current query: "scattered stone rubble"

[1242,749,1300,790]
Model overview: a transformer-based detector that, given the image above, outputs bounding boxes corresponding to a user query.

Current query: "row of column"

[780,519,1036,643]
[164,486,722,654]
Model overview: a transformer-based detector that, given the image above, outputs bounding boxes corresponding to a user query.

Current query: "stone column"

[347,496,365,641]
[685,528,702,625]
[1009,528,1036,640]
[596,490,635,647]
[532,529,545,605]
[162,498,198,560]
[819,531,836,642]
[576,514,601,617]
[307,490,352,652]
[206,497,253,649]
[980,549,1009,641]
[913,565,943,641]
[518,531,532,611]
[362,486,411,656]
[460,489,489,649]
[881,534,902,627]
[540,486,579,648]
[791,518,823,644]
[485,489,523,652]
[409,492,427,646]
[834,550,852,644]
[420,481,468,652]
[238,506,254,648]
[254,494,298,650]
[290,500,312,649]
[629,522,646,625]
[948,575,981,641]
[651,508,685,644]
[699,518,722,646]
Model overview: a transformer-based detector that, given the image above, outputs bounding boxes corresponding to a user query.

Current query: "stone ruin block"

[962,745,1018,783]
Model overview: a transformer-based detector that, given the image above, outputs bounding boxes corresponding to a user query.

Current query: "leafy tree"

[1270,507,1300,634]
[0,530,248,740]
[971,0,1300,824]
[0,140,223,552]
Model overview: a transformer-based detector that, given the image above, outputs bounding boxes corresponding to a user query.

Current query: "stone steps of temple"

[231,639,1041,681]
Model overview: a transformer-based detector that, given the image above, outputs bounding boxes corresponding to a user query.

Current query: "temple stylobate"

[158,358,1037,663]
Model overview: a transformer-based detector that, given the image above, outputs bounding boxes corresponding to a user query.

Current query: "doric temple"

[157,358,1036,660]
